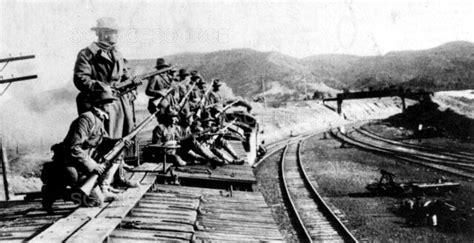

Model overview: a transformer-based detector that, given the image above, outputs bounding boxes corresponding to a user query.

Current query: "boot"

[101,187,119,203]
[112,162,140,188]
[41,185,56,213]
[210,157,225,169]
[173,155,187,167]
[231,158,245,165]
[80,187,103,207]
[113,179,140,188]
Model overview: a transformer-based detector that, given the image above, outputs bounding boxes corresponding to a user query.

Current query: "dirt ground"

[300,130,474,242]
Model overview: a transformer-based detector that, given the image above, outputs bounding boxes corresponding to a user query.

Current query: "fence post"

[1,139,11,201]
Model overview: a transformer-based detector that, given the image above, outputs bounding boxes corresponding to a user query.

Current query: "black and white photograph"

[0,0,473,241]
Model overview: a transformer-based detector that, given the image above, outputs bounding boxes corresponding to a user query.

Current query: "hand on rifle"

[121,139,134,149]
[132,77,143,85]
[93,163,106,175]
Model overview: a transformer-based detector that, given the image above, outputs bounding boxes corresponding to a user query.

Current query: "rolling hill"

[129,41,474,101]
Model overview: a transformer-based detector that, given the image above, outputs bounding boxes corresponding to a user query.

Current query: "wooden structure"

[110,184,283,242]
[0,162,283,242]
[322,89,432,115]
[0,200,77,241]
[0,140,11,201]
[172,140,257,191]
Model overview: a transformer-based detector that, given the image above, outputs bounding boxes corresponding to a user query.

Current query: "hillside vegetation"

[130,41,474,102]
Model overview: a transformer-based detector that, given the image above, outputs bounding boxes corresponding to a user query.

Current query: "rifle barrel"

[177,83,197,113]
[102,88,173,162]
[114,67,173,90]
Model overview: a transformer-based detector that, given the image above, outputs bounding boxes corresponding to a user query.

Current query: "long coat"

[73,42,134,139]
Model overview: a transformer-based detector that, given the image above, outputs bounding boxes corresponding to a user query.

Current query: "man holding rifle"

[208,79,253,117]
[42,87,132,210]
[74,17,138,136]
[150,107,226,168]
[145,58,180,115]
[73,17,140,190]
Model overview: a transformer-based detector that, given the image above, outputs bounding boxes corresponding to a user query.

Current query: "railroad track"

[253,131,324,168]
[332,126,474,179]
[279,138,357,242]
[358,126,474,159]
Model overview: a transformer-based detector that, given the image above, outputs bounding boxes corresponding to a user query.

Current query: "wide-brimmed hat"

[212,79,221,87]
[196,78,206,87]
[179,69,190,77]
[155,58,170,69]
[88,90,116,105]
[91,17,121,31]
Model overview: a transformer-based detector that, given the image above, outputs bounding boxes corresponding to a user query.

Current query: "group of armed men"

[41,17,252,210]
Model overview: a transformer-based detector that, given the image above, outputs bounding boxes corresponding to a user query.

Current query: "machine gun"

[115,66,175,97]
[78,88,174,196]
[195,82,214,118]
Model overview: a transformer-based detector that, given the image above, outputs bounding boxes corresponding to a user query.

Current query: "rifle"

[195,83,214,118]
[180,119,236,143]
[177,82,197,114]
[205,119,237,144]
[78,88,174,196]
[215,100,240,119]
[116,66,175,97]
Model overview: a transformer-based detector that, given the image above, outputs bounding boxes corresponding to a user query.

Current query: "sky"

[0,0,473,96]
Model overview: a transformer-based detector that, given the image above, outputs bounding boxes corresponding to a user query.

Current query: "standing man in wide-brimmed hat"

[145,58,180,115]
[73,17,139,189]
[74,17,138,138]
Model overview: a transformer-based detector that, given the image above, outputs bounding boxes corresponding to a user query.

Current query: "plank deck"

[110,184,284,242]
[31,163,162,243]
[0,200,77,242]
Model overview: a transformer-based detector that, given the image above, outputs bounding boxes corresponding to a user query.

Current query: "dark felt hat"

[179,68,190,77]
[155,58,170,69]
[88,90,116,104]
[212,79,221,87]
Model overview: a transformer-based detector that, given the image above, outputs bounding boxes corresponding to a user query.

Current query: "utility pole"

[0,54,37,201]
[0,138,11,201]
[303,75,308,99]
[261,76,267,109]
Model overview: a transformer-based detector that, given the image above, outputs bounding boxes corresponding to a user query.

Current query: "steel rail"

[331,129,474,179]
[280,144,313,242]
[297,140,358,243]
[358,126,474,159]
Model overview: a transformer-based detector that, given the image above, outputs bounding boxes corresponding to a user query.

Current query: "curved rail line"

[331,127,474,179]
[358,126,474,159]
[253,133,312,168]
[354,128,474,166]
[280,138,358,242]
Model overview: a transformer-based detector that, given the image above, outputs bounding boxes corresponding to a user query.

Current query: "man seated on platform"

[207,79,252,116]
[41,87,134,211]
[151,108,187,166]
[196,112,245,165]
[150,107,226,168]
